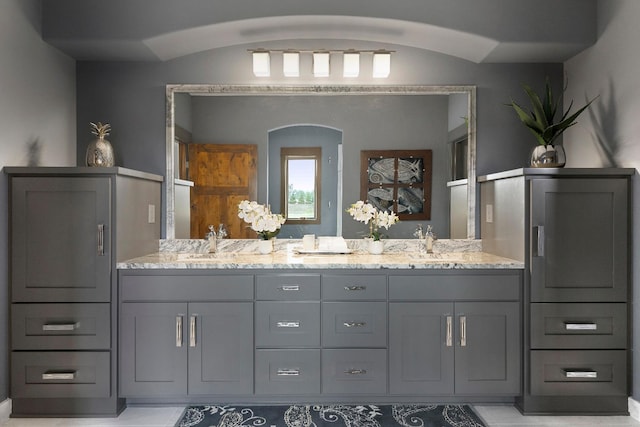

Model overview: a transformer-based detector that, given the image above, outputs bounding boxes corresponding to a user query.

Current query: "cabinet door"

[12,177,111,302]
[119,303,188,397]
[530,178,628,302]
[454,302,520,395]
[188,302,253,395]
[389,302,454,395]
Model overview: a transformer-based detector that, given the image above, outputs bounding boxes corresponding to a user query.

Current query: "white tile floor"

[1,405,640,427]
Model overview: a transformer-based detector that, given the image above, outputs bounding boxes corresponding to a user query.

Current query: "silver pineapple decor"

[86,121,115,167]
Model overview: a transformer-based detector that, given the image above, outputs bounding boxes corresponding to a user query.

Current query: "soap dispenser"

[425,225,435,254]
[206,225,217,253]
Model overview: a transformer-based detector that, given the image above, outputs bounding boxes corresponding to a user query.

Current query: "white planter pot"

[258,239,273,254]
[369,240,384,255]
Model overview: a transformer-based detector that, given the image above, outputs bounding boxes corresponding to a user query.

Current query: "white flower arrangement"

[238,200,286,240]
[347,200,399,241]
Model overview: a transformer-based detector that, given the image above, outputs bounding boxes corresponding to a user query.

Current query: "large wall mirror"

[165,84,476,240]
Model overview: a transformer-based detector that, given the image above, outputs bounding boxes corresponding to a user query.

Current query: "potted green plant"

[508,77,597,167]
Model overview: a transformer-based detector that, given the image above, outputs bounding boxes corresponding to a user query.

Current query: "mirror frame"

[165,84,476,239]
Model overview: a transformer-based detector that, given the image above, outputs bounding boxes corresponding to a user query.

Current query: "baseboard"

[0,398,11,422]
[628,397,640,421]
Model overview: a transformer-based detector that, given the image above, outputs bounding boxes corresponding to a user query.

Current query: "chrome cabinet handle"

[343,321,366,328]
[176,316,183,347]
[42,372,75,380]
[460,316,467,347]
[446,315,453,347]
[565,323,598,331]
[277,321,300,328]
[42,323,78,331]
[278,285,300,291]
[189,315,197,347]
[277,369,300,376]
[97,224,105,256]
[533,225,544,257]
[344,285,366,291]
[565,370,598,379]
[344,369,367,375]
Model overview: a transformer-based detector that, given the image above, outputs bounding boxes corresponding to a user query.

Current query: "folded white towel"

[317,236,349,252]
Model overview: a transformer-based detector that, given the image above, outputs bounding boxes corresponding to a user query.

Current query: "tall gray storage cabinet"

[479,168,633,415]
[6,167,162,417]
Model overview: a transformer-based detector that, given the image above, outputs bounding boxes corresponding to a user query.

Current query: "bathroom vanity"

[480,168,634,415]
[5,167,162,417]
[117,248,523,405]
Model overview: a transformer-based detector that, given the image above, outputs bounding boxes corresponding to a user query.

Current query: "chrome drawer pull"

[344,285,366,291]
[42,323,78,331]
[533,225,544,257]
[446,316,453,347]
[189,315,197,347]
[42,372,75,380]
[565,323,598,331]
[278,285,300,291]
[343,321,366,328]
[277,369,300,376]
[97,224,105,256]
[176,316,183,347]
[277,321,300,328]
[344,369,367,375]
[460,316,467,347]
[565,370,598,379]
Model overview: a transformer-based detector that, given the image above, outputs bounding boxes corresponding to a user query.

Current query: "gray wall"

[564,0,640,400]
[190,94,450,238]
[75,43,563,238]
[0,0,76,403]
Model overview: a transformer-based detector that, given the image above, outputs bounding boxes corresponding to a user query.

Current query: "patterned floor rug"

[175,404,487,427]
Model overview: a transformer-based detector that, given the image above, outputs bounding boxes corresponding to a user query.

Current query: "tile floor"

[1,405,640,427]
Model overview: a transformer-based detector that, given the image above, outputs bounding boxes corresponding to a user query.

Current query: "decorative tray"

[293,248,353,255]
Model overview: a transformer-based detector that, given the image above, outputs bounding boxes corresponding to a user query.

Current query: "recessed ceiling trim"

[143,15,499,63]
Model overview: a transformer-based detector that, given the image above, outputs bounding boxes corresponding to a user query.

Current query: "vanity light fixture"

[343,51,360,77]
[282,51,300,77]
[313,52,330,77]
[249,49,393,78]
[252,50,270,77]
[372,51,391,78]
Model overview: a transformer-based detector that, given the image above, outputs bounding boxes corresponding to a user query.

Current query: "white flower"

[347,201,376,224]
[237,200,285,238]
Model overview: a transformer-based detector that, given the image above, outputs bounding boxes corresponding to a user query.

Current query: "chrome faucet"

[206,225,217,253]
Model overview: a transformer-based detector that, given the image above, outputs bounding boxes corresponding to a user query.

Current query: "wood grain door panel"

[189,143,257,239]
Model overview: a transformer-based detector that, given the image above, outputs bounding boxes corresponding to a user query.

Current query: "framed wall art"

[360,149,432,220]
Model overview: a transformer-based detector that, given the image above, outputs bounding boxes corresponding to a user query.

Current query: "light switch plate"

[148,204,156,224]
[486,204,493,223]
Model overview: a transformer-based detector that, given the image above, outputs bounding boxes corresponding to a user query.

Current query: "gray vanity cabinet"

[118,272,255,398]
[120,302,253,397]
[480,168,633,414]
[389,301,520,396]
[6,167,162,417]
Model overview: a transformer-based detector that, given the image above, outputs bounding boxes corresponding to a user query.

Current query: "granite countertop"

[117,239,524,270]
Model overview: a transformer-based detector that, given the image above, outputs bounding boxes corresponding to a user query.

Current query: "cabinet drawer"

[322,349,387,394]
[255,349,321,395]
[12,303,110,350]
[531,303,627,349]
[389,272,520,301]
[255,302,320,347]
[530,350,626,396]
[256,274,320,300]
[322,275,387,300]
[120,273,254,301]
[11,351,111,398]
[322,302,387,348]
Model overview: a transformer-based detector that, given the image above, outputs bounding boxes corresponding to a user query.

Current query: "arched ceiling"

[41,0,597,63]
